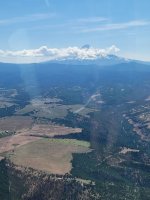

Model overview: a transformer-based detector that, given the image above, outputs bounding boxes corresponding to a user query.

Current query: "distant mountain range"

[0,50,150,67]
[45,54,129,66]
[42,44,149,66]
[44,55,150,67]
[0,44,150,66]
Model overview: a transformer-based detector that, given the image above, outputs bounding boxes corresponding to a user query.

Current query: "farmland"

[6,139,91,174]
[15,97,96,119]
[0,121,83,155]
[0,116,33,131]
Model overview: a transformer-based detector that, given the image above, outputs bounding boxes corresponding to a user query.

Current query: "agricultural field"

[6,139,91,174]
[22,124,82,138]
[0,116,83,155]
[0,88,18,99]
[0,134,40,154]
[0,101,15,109]
[0,88,18,108]
[0,116,33,131]
[15,97,96,119]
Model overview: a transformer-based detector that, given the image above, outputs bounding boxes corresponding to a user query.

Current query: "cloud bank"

[0,45,120,63]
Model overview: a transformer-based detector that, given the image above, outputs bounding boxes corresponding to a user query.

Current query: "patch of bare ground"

[0,116,33,131]
[133,126,150,141]
[119,147,139,154]
[128,118,150,141]
[0,101,15,108]
[22,124,82,138]
[7,139,91,175]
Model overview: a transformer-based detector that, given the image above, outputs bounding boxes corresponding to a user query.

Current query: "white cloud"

[76,17,108,23]
[28,18,150,35]
[0,45,120,63]
[79,20,150,32]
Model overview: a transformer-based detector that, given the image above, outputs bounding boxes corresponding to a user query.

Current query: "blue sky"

[0,0,150,62]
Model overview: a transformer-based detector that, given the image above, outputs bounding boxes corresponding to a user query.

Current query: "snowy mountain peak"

[81,44,91,49]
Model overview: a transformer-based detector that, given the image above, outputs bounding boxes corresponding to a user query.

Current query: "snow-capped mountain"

[0,44,149,65]
[44,45,131,66]
[46,54,130,66]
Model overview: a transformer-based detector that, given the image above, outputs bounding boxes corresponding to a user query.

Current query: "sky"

[0,0,150,63]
